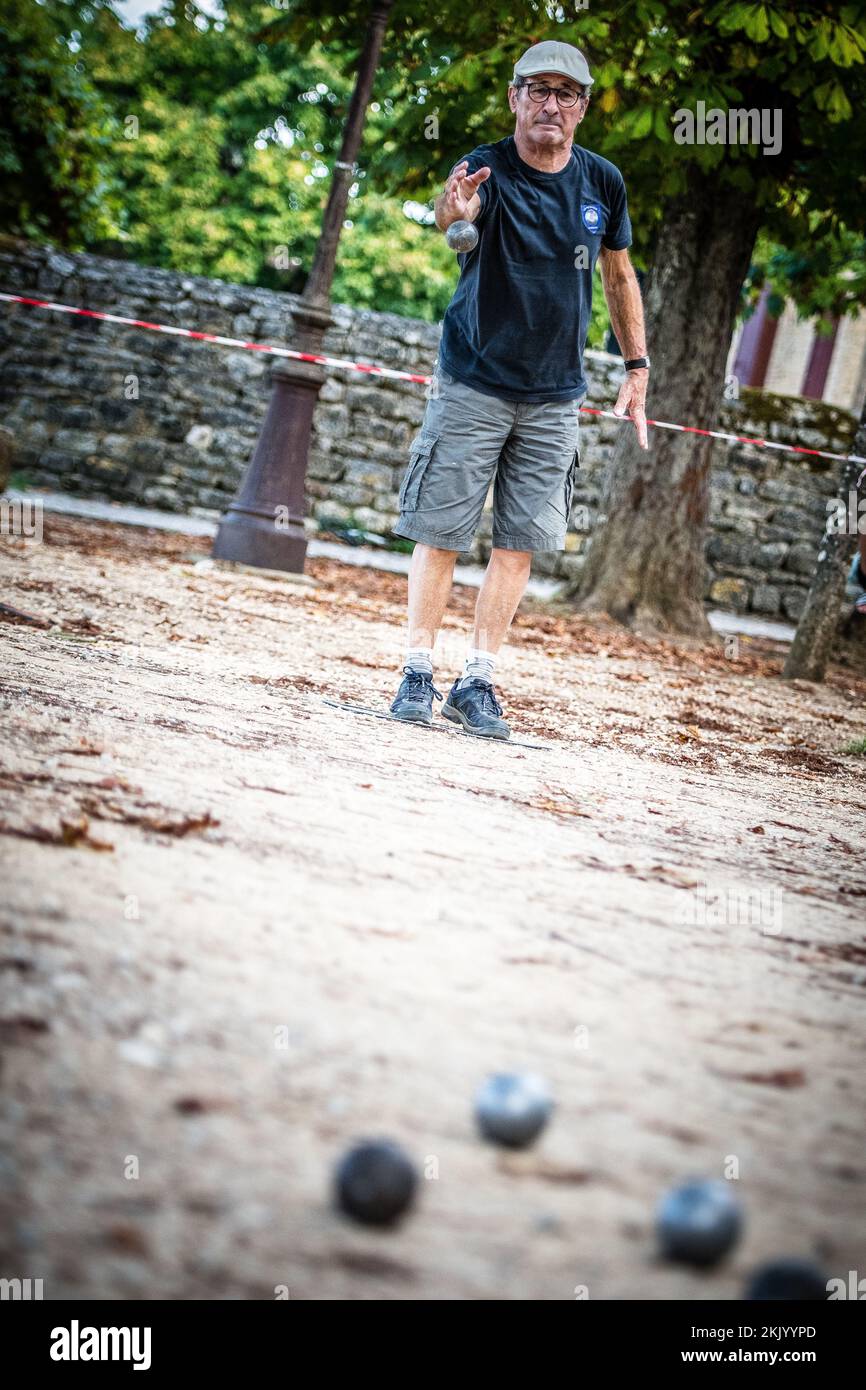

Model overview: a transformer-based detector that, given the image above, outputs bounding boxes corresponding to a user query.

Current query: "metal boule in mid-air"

[445,220,479,253]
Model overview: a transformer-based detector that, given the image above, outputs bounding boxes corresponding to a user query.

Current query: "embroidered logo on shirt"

[580,203,601,232]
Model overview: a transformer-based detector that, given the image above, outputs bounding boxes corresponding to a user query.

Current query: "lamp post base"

[211,503,308,572]
[211,310,330,574]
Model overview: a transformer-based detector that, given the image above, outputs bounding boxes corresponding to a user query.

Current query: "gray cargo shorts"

[392,364,583,553]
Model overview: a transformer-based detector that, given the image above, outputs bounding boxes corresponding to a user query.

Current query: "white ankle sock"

[404,647,433,677]
[459,647,496,687]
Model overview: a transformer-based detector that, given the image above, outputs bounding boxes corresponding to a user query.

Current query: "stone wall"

[0,237,857,617]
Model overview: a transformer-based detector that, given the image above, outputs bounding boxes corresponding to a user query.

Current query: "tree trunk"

[782,398,866,681]
[566,164,763,635]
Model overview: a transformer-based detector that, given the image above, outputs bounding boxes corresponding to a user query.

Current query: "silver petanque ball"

[656,1178,743,1266]
[475,1072,553,1148]
[445,219,479,253]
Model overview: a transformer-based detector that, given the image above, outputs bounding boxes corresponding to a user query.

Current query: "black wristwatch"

[624,355,650,371]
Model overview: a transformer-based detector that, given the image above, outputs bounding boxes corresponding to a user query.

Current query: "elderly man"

[390,39,649,739]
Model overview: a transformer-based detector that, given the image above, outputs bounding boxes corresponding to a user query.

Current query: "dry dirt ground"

[1,514,865,1302]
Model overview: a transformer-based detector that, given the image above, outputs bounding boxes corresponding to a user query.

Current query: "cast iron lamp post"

[213,1,393,571]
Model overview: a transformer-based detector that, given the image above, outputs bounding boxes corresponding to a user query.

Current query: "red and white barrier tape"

[2,291,864,467]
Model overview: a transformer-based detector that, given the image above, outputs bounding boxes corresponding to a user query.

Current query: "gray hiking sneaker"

[441,676,511,740]
[389,665,443,725]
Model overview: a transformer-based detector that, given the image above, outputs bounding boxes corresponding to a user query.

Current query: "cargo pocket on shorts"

[399,429,438,511]
[563,446,581,521]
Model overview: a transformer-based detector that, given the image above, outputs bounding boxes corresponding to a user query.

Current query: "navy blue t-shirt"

[438,135,632,403]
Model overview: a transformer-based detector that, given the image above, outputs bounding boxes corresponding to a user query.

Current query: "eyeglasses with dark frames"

[517,80,587,107]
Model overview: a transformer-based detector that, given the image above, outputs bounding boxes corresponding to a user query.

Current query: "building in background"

[726,284,866,411]
[604,271,866,413]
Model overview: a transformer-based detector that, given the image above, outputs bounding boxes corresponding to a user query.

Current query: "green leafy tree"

[57,0,464,315]
[0,0,619,330]
[0,0,121,244]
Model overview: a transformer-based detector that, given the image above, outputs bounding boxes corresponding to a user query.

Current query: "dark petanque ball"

[445,219,479,253]
[657,1179,742,1266]
[475,1072,553,1149]
[745,1259,829,1300]
[334,1140,417,1226]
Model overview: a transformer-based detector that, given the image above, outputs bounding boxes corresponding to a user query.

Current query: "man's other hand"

[612,369,649,450]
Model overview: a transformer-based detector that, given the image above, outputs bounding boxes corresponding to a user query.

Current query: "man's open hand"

[441,160,491,227]
[612,369,649,450]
